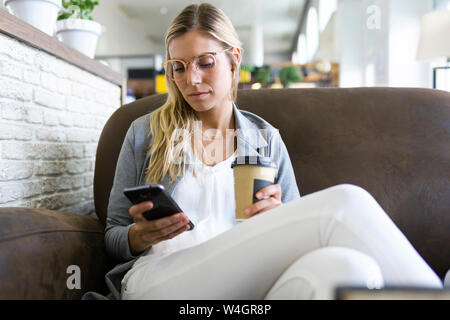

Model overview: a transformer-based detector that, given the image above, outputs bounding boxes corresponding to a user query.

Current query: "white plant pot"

[3,0,61,36]
[55,18,102,59]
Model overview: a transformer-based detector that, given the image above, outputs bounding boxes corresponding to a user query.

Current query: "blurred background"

[3,0,449,102]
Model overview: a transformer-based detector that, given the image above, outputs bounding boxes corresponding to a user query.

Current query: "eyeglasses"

[162,48,232,82]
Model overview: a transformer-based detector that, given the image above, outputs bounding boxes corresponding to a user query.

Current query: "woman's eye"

[199,63,213,68]
[198,56,214,69]
[172,62,185,73]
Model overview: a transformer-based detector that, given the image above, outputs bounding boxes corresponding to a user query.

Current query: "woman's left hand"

[245,184,282,217]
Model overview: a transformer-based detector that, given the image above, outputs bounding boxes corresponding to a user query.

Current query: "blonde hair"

[145,3,242,184]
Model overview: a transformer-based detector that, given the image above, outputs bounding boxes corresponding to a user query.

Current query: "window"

[306,7,319,62]
[319,0,338,32]
[433,0,450,10]
[298,33,307,64]
[292,33,307,65]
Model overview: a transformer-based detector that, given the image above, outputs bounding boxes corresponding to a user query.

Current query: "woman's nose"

[186,64,202,85]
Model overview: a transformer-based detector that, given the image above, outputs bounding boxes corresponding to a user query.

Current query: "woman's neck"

[191,100,237,166]
[195,101,235,133]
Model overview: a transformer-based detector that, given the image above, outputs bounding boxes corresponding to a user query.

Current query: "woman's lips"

[189,92,210,99]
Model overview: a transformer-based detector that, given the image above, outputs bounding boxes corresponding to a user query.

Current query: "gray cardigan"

[82,103,301,300]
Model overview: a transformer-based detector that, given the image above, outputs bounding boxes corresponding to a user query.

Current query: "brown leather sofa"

[0,87,449,299]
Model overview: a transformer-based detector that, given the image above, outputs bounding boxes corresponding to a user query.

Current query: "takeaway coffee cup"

[231,156,277,221]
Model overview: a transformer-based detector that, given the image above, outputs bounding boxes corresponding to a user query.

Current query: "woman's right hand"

[127,201,191,255]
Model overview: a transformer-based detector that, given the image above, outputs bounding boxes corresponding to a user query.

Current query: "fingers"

[149,212,189,231]
[129,202,190,229]
[129,201,153,223]
[140,217,190,244]
[245,184,282,217]
[255,184,282,202]
[129,203,191,245]
[245,197,281,217]
[154,223,190,242]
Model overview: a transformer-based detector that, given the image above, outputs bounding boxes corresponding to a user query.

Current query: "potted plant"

[55,0,101,58]
[254,66,272,87]
[239,65,254,83]
[279,65,303,88]
[3,0,62,36]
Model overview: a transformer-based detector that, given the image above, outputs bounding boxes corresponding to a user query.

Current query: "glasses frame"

[162,48,232,81]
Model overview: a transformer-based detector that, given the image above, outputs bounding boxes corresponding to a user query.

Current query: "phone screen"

[123,184,194,230]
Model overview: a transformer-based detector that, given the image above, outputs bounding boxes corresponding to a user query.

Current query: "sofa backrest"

[95,87,450,278]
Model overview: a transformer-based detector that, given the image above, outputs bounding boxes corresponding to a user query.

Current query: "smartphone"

[123,184,194,231]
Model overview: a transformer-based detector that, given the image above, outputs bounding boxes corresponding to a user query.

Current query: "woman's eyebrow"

[169,54,188,61]
[171,49,223,60]
[170,54,199,61]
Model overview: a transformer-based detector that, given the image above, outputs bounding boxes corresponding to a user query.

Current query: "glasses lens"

[165,54,217,81]
[196,54,215,70]
[167,60,185,80]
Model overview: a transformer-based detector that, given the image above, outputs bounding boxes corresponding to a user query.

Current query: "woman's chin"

[190,105,213,113]
[187,98,214,112]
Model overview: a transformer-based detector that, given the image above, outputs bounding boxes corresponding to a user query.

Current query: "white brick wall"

[0,33,121,217]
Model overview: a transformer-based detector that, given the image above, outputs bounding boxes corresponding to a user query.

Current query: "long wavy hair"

[145,3,242,184]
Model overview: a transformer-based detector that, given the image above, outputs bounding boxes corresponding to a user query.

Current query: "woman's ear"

[231,47,242,70]
[234,47,242,65]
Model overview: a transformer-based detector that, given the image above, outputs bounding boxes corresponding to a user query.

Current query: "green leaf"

[58,0,99,20]
[57,12,72,20]
[255,67,271,84]
[240,65,255,72]
[279,66,302,87]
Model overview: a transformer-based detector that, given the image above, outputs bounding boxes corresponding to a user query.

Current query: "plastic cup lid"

[231,156,276,168]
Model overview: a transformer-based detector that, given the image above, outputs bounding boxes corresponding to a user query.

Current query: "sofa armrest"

[0,207,111,299]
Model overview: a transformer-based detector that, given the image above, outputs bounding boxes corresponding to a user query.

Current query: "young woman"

[86,3,442,300]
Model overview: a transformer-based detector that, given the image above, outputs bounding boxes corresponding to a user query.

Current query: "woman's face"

[168,30,240,113]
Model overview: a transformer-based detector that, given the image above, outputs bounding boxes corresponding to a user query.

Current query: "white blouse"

[144,147,238,257]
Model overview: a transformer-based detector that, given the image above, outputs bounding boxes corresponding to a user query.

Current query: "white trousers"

[121,184,443,300]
